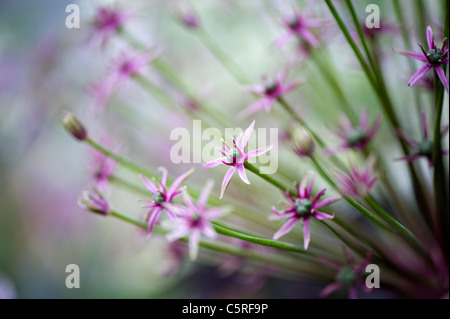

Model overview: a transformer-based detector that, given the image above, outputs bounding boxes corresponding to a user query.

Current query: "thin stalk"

[276,96,326,148]
[110,210,316,275]
[197,28,250,85]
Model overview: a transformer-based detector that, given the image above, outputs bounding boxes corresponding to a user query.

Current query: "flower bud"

[62,112,87,141]
[291,125,315,158]
[175,8,200,29]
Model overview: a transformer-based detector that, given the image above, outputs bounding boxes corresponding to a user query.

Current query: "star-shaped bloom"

[325,110,382,156]
[91,5,128,45]
[319,250,373,299]
[270,172,341,250]
[394,26,449,92]
[337,157,378,198]
[275,8,325,49]
[203,120,273,199]
[396,111,449,167]
[164,180,230,260]
[239,69,305,118]
[140,167,194,233]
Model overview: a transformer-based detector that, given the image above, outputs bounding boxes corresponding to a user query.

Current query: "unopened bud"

[291,126,315,157]
[175,8,200,29]
[62,112,87,141]
[78,188,110,216]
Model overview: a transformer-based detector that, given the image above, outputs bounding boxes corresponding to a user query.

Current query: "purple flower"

[394,26,449,92]
[92,6,128,44]
[319,250,373,299]
[112,49,156,86]
[90,49,156,108]
[89,139,118,193]
[325,110,382,156]
[275,9,325,49]
[270,172,340,249]
[165,180,230,260]
[203,120,273,199]
[337,157,378,198]
[239,69,305,118]
[140,167,194,233]
[396,111,449,167]
[78,188,110,216]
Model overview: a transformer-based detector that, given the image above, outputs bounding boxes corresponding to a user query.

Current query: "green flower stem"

[243,162,296,196]
[87,138,157,179]
[325,0,431,227]
[197,28,250,85]
[318,220,366,258]
[310,156,397,234]
[392,0,424,119]
[310,48,358,125]
[110,210,327,276]
[433,0,449,251]
[211,221,319,257]
[276,96,325,148]
[364,194,424,252]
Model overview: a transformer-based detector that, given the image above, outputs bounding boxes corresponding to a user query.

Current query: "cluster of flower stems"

[66,0,448,297]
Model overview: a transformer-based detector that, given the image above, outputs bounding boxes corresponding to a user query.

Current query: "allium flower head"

[394,26,449,92]
[203,120,273,199]
[140,167,194,233]
[319,250,373,299]
[270,172,340,249]
[275,9,325,49]
[325,110,382,156]
[92,6,128,44]
[240,69,305,118]
[165,180,230,260]
[337,157,378,198]
[78,188,110,216]
[396,111,449,167]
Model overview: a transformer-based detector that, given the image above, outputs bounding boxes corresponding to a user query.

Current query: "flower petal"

[408,64,432,87]
[392,48,427,62]
[167,168,194,199]
[320,282,342,298]
[303,218,311,250]
[246,145,273,159]
[435,65,449,93]
[313,210,335,220]
[314,197,341,209]
[426,26,436,50]
[237,164,250,184]
[139,174,158,195]
[240,120,255,150]
[188,229,202,260]
[197,179,214,210]
[203,157,226,168]
[273,217,299,240]
[220,166,237,199]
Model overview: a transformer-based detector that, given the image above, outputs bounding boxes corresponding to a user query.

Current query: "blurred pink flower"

[396,111,448,167]
[337,157,378,198]
[325,110,382,156]
[239,69,305,118]
[78,188,110,215]
[165,180,230,260]
[92,5,128,45]
[319,250,373,299]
